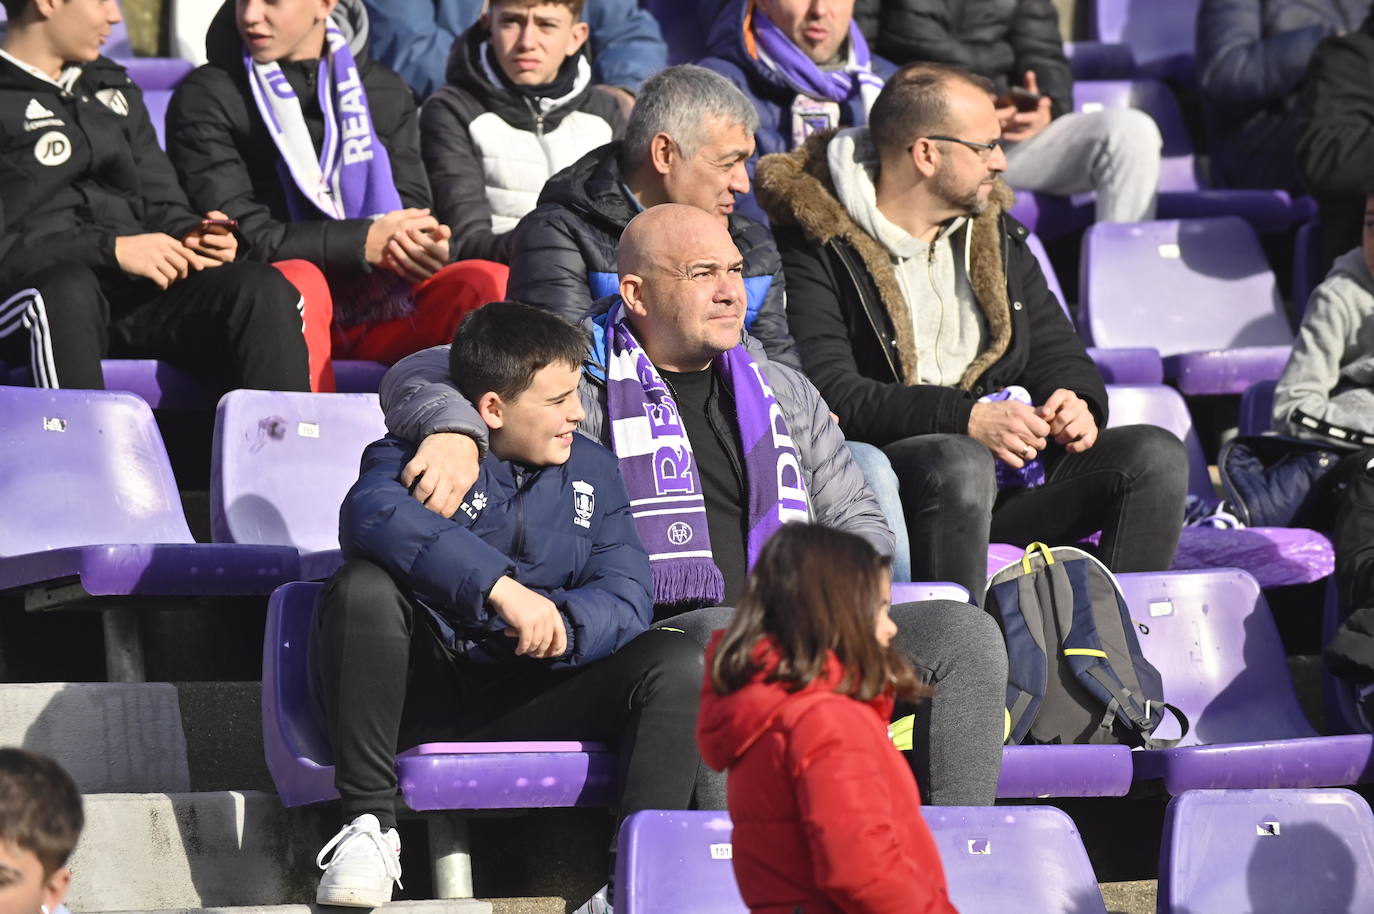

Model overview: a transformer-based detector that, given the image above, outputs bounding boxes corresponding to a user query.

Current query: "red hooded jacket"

[697,633,957,914]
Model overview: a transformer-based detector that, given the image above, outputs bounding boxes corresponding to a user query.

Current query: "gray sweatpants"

[1004,107,1162,223]
[658,599,1008,808]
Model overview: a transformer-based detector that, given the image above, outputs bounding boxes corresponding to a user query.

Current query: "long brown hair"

[709,524,930,703]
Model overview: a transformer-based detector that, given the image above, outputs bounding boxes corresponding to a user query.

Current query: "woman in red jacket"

[697,524,958,914]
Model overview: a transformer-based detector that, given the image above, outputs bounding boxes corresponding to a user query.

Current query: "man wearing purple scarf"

[373,204,1011,813]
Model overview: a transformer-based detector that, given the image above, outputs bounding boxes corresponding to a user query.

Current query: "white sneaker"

[571,884,612,914]
[316,814,403,907]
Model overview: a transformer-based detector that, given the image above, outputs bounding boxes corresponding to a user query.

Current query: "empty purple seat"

[121,57,195,92]
[1063,40,1136,79]
[890,582,968,604]
[212,390,387,580]
[1092,0,1198,81]
[142,89,172,149]
[1083,220,1296,395]
[1106,384,1333,586]
[1293,219,1324,321]
[331,360,388,394]
[617,807,1108,914]
[0,387,300,680]
[1119,569,1374,793]
[1158,788,1374,913]
[263,581,619,810]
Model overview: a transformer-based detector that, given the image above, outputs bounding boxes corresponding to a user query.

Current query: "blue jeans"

[845,440,911,582]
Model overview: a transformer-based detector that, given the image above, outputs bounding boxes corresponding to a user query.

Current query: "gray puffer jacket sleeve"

[766,359,895,558]
[379,345,490,451]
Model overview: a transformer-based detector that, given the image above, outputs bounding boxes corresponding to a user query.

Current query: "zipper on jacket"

[524,97,546,137]
[831,240,901,380]
[926,237,949,384]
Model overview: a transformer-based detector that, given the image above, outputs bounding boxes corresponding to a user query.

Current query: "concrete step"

[83,903,491,914]
[0,682,189,792]
[68,791,330,912]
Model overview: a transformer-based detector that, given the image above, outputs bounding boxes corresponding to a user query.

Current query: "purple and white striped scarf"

[752,7,885,111]
[245,23,402,223]
[603,301,810,606]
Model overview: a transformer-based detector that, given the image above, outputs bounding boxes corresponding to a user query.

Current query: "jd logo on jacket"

[984,543,1187,748]
[33,131,70,167]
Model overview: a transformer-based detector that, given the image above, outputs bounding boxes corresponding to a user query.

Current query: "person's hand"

[114,233,200,289]
[1038,388,1098,453]
[182,210,238,266]
[384,223,452,284]
[1002,71,1053,143]
[968,399,1051,468]
[400,432,481,517]
[365,208,439,268]
[488,576,568,658]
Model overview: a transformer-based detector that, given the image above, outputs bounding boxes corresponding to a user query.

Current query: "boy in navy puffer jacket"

[312,301,702,910]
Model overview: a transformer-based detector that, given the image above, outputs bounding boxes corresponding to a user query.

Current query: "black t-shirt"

[658,366,750,606]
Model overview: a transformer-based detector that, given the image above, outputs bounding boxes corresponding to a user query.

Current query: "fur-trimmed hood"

[756,127,1016,391]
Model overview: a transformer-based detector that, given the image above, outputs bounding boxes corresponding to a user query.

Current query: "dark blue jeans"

[883,425,1189,598]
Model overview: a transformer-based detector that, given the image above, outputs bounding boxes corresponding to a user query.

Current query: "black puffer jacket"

[419,24,624,264]
[755,130,1106,447]
[853,0,1073,119]
[1198,0,1368,190]
[166,0,430,274]
[507,141,801,368]
[1295,13,1374,272]
[0,54,201,290]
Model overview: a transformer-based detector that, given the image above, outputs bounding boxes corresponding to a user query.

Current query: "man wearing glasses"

[754,63,1188,596]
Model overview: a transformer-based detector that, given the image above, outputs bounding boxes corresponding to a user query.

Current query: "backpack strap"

[1083,664,1191,748]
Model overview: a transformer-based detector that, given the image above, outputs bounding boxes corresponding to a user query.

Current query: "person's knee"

[639,629,706,702]
[229,262,306,325]
[11,264,105,329]
[1111,425,1189,493]
[895,600,1008,684]
[1096,108,1162,156]
[319,558,409,627]
[888,435,996,513]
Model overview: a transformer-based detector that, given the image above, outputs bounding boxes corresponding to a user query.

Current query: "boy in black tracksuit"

[0,0,308,391]
[313,301,701,908]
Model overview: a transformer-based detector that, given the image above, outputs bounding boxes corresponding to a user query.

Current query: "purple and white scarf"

[245,23,411,325]
[980,386,1046,490]
[603,301,810,605]
[752,7,885,111]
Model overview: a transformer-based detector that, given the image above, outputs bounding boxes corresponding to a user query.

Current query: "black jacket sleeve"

[420,86,513,264]
[1296,29,1374,196]
[1197,0,1336,112]
[776,226,982,446]
[1008,0,1074,118]
[506,206,596,322]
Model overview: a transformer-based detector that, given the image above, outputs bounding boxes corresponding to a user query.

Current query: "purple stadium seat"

[1082,220,1295,395]
[1158,788,1374,913]
[1239,379,1279,437]
[1063,40,1136,80]
[142,89,172,149]
[1119,569,1374,793]
[0,386,300,680]
[262,582,619,809]
[332,360,388,393]
[212,390,387,580]
[617,806,1107,914]
[1092,0,1198,81]
[3,359,217,409]
[121,57,195,91]
[1293,219,1324,322]
[890,582,968,603]
[1106,384,1334,586]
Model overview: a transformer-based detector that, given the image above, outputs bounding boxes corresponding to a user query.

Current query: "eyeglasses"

[916,135,1004,160]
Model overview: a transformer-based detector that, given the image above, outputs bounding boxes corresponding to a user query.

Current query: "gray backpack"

[983,544,1187,747]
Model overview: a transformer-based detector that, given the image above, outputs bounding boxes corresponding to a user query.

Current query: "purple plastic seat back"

[212,391,386,554]
[142,89,172,149]
[1073,79,1197,190]
[925,806,1107,913]
[1024,231,1069,317]
[1159,788,1374,913]
[1117,569,1318,745]
[616,807,1107,914]
[1081,218,1294,357]
[262,582,337,805]
[890,582,969,604]
[1104,385,1213,502]
[1293,219,1324,321]
[1092,0,1198,79]
[0,387,193,555]
[1239,379,1279,437]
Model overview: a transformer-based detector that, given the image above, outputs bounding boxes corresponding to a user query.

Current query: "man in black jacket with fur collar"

[0,0,309,392]
[757,63,1187,596]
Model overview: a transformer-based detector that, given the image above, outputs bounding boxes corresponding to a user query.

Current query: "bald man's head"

[616,203,747,372]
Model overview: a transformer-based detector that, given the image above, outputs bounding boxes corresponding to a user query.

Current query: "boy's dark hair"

[1,0,30,20]
[0,748,84,875]
[709,524,930,703]
[869,62,996,160]
[489,0,586,18]
[449,301,585,404]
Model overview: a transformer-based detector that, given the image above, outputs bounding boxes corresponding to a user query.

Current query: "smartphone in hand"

[995,86,1042,112]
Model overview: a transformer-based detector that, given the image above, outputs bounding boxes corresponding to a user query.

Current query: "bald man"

[375,203,1010,809]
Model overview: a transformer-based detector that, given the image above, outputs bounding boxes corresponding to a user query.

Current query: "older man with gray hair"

[504,63,800,367]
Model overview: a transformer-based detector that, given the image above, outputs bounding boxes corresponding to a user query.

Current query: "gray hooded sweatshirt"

[1274,246,1374,441]
[826,127,988,388]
